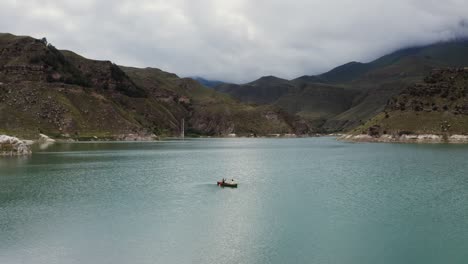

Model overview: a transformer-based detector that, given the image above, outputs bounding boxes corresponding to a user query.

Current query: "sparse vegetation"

[28,42,91,87]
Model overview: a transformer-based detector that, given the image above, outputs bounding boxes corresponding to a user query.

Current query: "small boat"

[217,179,238,188]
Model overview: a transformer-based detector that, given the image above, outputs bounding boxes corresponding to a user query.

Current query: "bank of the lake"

[340,133,468,144]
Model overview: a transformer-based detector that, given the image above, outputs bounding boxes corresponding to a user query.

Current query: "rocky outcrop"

[0,135,32,156]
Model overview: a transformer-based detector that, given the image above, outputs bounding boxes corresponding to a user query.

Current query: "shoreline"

[7,133,328,143]
[53,134,326,142]
[4,133,327,156]
[339,134,468,144]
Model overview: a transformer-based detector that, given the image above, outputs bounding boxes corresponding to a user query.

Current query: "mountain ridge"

[191,77,225,88]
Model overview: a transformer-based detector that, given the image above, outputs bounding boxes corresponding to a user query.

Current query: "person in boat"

[222,178,225,184]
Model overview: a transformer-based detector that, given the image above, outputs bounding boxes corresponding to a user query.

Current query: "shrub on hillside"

[110,63,147,98]
[29,43,91,87]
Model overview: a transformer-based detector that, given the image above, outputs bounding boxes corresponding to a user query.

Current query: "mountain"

[3,32,468,139]
[344,68,468,142]
[214,40,468,132]
[192,77,225,88]
[0,33,304,139]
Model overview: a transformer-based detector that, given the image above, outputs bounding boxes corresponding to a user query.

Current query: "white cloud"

[1,0,467,83]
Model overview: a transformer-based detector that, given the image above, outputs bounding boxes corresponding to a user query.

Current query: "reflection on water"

[38,141,54,150]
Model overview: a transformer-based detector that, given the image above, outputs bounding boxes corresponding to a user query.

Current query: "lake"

[1,137,468,264]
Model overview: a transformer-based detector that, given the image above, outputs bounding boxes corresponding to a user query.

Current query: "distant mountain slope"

[191,77,225,88]
[0,33,303,139]
[348,68,468,138]
[317,47,424,83]
[317,40,468,83]
[214,40,468,132]
[216,76,294,104]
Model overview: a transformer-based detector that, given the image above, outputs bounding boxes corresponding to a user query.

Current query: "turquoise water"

[1,138,468,264]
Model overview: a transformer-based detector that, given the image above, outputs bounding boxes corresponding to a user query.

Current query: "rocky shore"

[339,134,468,144]
[115,134,159,141]
[0,135,32,156]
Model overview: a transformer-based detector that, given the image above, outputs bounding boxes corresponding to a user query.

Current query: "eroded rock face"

[0,135,32,156]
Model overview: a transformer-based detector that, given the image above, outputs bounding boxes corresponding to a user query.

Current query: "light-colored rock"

[0,135,32,156]
[380,134,394,140]
[38,133,56,144]
[23,140,35,145]
[117,134,159,141]
[448,135,468,143]
[339,134,373,142]
[353,134,373,140]
[37,133,56,150]
[400,134,419,140]
[415,134,443,143]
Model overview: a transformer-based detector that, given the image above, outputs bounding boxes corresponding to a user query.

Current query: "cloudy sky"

[2,0,468,83]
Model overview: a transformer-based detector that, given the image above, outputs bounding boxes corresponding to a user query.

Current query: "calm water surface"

[1,138,468,264]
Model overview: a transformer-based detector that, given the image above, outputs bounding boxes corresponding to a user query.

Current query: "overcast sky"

[2,0,468,83]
